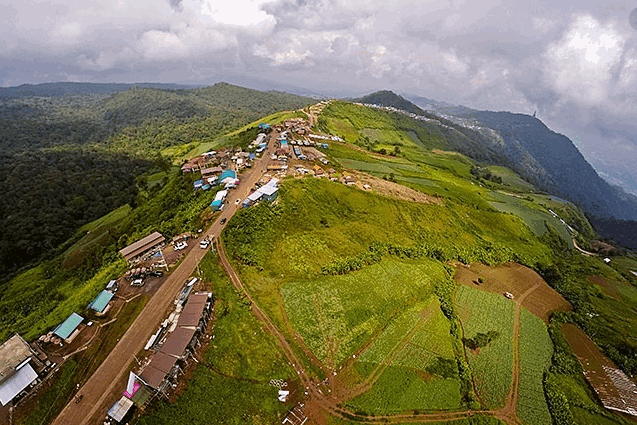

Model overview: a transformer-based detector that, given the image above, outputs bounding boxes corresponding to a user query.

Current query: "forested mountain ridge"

[0,82,194,99]
[0,82,314,154]
[0,82,314,280]
[357,90,637,223]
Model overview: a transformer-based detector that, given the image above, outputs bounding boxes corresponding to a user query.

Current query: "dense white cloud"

[544,15,626,105]
[1,0,637,192]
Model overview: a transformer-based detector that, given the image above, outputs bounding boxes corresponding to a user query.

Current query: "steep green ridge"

[360,91,637,223]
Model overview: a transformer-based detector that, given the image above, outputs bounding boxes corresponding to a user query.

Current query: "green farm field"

[345,298,462,414]
[281,257,444,367]
[517,308,552,425]
[488,192,573,246]
[454,285,514,409]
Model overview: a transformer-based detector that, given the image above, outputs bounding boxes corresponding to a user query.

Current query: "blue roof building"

[219,170,236,181]
[210,200,223,210]
[88,290,114,314]
[53,313,84,341]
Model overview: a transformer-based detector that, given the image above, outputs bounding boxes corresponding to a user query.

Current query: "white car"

[175,241,188,251]
[235,199,241,205]
[199,239,210,249]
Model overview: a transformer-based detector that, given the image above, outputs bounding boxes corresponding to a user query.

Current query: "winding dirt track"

[216,237,543,425]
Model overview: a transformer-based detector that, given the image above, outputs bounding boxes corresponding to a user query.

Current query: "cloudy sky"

[2,0,637,193]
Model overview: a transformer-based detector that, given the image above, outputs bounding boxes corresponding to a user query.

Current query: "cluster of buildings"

[181,147,255,174]
[195,169,238,192]
[242,178,279,208]
[106,283,213,423]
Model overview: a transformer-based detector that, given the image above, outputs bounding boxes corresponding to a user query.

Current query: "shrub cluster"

[463,331,500,350]
[321,240,519,276]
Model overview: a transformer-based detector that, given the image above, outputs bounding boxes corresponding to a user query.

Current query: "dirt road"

[51,133,280,425]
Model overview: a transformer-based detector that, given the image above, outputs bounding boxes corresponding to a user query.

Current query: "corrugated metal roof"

[53,313,83,340]
[107,396,134,422]
[119,232,165,261]
[0,334,31,384]
[177,293,209,329]
[160,328,195,358]
[88,290,114,313]
[0,363,37,406]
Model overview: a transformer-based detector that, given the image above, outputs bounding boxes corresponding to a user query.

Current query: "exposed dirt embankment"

[351,171,443,206]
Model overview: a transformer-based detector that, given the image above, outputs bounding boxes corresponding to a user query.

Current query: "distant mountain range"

[0,82,198,98]
[356,91,637,225]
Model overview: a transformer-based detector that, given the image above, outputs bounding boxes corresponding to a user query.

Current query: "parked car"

[235,199,241,205]
[148,270,164,277]
[175,241,188,251]
[199,239,210,249]
[131,278,144,286]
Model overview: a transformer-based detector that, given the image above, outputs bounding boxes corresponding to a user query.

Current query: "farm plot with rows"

[281,257,446,367]
[346,297,462,413]
[455,284,514,409]
[517,308,553,425]
[346,365,462,414]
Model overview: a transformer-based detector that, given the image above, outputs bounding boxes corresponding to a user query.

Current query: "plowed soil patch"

[453,262,570,323]
[562,324,625,404]
[589,275,620,299]
[351,171,443,205]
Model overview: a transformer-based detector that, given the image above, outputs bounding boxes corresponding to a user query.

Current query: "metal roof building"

[119,232,165,263]
[88,290,114,314]
[0,363,37,406]
[177,293,210,330]
[0,334,41,406]
[53,313,83,341]
[107,396,134,423]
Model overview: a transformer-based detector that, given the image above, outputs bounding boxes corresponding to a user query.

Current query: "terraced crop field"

[345,298,462,413]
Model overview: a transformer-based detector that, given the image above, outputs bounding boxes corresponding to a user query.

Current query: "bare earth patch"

[350,171,443,205]
[588,275,620,299]
[453,262,571,323]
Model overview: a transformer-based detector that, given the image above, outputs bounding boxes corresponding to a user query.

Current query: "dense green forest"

[0,82,313,279]
[0,150,154,278]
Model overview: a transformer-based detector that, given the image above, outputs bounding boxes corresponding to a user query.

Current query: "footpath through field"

[51,133,280,425]
[216,239,544,424]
